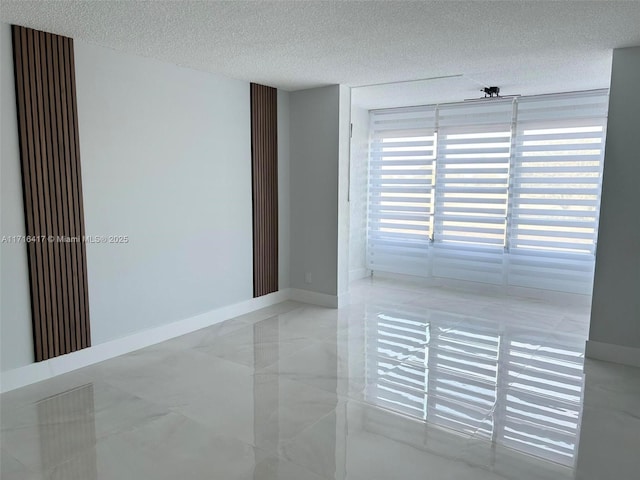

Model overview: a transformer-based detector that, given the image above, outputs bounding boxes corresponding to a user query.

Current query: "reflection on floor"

[365,304,583,468]
[1,276,639,480]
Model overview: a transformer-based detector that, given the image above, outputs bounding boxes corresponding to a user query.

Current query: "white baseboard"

[289,288,339,308]
[585,340,640,368]
[0,289,290,393]
[349,268,371,282]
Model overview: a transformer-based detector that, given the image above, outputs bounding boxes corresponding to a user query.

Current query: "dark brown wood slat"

[39,30,60,357]
[52,33,72,354]
[58,34,77,353]
[11,25,91,361]
[68,41,91,349]
[65,36,89,350]
[61,36,80,351]
[27,28,51,361]
[250,83,278,297]
[13,26,43,361]
[45,32,65,354]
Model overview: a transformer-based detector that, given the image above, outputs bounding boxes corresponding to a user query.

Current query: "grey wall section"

[1,22,35,371]
[289,86,341,295]
[337,85,351,298]
[277,90,291,289]
[74,41,254,345]
[349,105,370,280]
[589,46,640,352]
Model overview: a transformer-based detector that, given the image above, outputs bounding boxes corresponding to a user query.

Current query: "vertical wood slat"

[250,83,278,297]
[12,25,91,362]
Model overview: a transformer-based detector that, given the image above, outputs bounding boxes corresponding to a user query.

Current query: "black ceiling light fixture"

[464,84,520,102]
[482,86,501,97]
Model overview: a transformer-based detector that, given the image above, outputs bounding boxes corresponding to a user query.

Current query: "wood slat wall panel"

[250,84,278,297]
[12,25,91,361]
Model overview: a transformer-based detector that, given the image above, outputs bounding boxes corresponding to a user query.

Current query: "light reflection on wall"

[364,305,584,467]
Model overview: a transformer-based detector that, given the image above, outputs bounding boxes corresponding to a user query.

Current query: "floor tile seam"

[183,339,298,371]
[205,343,312,371]
[163,405,282,450]
[252,337,357,375]
[210,328,323,349]
[274,449,340,480]
[252,445,336,480]
[252,371,354,409]
[0,447,36,476]
[275,405,344,460]
[91,375,186,418]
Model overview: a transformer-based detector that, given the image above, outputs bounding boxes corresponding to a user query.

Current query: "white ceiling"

[2,1,640,108]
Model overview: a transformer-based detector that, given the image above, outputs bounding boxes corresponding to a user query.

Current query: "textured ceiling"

[2,1,640,105]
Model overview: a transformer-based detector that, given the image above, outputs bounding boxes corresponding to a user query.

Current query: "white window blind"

[508,92,608,293]
[433,102,514,284]
[366,90,608,294]
[367,106,436,276]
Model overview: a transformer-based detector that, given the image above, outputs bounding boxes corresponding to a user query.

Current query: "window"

[367,90,608,294]
[367,106,436,276]
[508,93,608,293]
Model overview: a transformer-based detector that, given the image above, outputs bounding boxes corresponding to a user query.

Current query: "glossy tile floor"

[2,276,639,479]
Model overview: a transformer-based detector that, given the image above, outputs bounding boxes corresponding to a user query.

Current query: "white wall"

[348,105,370,282]
[588,46,640,364]
[0,24,292,372]
[75,41,255,344]
[0,22,34,371]
[289,86,341,296]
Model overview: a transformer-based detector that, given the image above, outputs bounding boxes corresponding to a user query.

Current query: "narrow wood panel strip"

[68,39,90,348]
[13,26,42,361]
[250,83,278,297]
[12,25,91,361]
[27,28,50,360]
[39,30,60,357]
[52,33,71,354]
[57,34,76,353]
[45,32,64,355]
[65,36,86,349]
